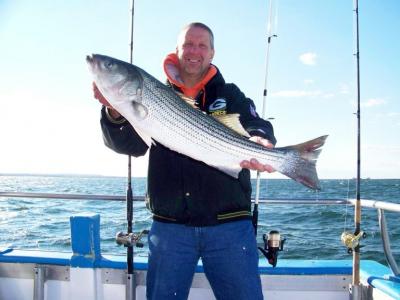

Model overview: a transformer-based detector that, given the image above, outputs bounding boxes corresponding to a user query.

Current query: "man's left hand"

[240,136,276,173]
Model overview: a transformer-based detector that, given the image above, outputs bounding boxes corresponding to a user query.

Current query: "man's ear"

[210,49,215,62]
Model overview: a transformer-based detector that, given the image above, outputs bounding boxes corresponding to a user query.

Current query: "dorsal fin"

[213,114,250,137]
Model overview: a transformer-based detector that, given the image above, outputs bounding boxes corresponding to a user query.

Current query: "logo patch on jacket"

[209,98,227,116]
[249,104,258,117]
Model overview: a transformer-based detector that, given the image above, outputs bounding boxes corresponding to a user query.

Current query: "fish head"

[86,54,144,109]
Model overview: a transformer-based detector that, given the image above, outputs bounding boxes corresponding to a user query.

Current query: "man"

[94,22,276,300]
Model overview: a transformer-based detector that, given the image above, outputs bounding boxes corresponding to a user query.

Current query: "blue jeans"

[146,220,263,300]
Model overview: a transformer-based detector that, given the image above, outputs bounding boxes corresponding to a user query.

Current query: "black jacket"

[100,68,276,226]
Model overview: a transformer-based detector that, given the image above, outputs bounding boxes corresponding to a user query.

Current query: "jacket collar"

[163,53,217,101]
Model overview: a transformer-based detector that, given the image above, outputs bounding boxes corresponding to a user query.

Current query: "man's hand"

[93,82,111,106]
[240,136,276,173]
[92,82,121,119]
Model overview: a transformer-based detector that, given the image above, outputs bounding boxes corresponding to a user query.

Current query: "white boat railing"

[2,191,400,210]
[0,191,399,276]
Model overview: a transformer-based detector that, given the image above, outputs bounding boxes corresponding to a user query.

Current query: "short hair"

[178,22,215,49]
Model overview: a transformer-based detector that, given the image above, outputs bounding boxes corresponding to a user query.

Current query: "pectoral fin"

[131,102,148,120]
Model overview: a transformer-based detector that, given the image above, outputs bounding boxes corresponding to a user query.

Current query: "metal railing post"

[33,265,45,300]
[378,208,400,276]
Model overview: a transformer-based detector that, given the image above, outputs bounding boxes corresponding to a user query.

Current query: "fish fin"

[277,135,328,190]
[131,102,148,120]
[213,114,250,137]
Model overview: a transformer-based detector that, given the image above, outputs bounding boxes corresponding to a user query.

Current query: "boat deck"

[0,247,398,299]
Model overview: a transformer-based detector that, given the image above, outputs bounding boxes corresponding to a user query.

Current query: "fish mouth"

[86,54,94,64]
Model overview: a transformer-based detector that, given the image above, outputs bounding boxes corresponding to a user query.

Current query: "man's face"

[176,26,215,79]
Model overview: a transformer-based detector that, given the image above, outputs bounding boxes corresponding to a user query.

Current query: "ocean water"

[0,175,399,266]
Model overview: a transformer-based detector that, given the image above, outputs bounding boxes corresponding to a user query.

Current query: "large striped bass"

[86,54,327,190]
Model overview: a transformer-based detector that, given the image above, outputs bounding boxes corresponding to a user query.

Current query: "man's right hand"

[93,82,111,107]
[92,82,121,119]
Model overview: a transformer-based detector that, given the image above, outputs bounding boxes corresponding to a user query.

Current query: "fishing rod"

[125,1,135,299]
[340,0,364,298]
[252,0,277,235]
[253,0,285,269]
[352,0,362,297]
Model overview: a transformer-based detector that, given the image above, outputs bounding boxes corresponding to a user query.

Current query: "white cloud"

[361,98,386,108]
[299,52,317,65]
[323,93,335,98]
[304,79,314,85]
[339,83,350,94]
[271,90,321,98]
[387,112,400,118]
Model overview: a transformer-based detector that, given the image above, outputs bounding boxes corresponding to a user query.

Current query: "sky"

[0,0,399,179]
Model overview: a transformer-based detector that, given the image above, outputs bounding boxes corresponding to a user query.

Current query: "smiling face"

[176,25,215,87]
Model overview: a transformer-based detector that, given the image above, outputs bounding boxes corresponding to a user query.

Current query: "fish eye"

[104,61,114,69]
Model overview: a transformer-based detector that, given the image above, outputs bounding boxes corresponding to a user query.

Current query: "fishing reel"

[258,230,285,268]
[115,229,149,248]
[341,230,366,254]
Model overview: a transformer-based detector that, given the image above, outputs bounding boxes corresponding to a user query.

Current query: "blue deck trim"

[258,259,353,275]
[361,260,400,299]
[0,248,71,265]
[99,254,149,270]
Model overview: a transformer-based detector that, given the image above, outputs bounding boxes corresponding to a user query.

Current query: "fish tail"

[278,135,328,190]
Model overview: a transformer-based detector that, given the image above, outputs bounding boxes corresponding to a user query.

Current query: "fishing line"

[343,178,352,233]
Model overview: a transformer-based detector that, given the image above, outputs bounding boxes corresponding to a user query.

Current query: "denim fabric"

[146,220,263,300]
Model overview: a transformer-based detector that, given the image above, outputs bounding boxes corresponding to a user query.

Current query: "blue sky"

[1,0,399,179]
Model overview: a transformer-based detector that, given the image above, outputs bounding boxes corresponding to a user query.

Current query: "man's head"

[176,22,215,85]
